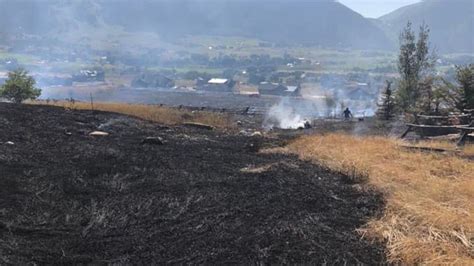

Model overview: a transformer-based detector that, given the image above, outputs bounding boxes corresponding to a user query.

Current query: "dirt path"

[0,103,386,264]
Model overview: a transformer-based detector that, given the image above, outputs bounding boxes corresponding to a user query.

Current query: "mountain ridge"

[0,0,391,50]
[0,0,472,53]
[377,0,474,53]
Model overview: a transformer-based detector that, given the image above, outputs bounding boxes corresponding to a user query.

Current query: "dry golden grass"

[408,139,474,159]
[29,100,232,129]
[463,145,474,157]
[271,134,473,264]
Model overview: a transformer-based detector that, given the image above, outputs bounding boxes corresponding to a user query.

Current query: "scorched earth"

[0,103,385,264]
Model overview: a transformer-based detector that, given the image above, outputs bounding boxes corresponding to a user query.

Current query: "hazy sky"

[338,0,421,18]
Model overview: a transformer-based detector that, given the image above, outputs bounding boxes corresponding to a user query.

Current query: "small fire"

[264,100,310,130]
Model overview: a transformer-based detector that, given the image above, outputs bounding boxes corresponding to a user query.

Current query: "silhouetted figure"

[303,119,312,129]
[343,108,353,120]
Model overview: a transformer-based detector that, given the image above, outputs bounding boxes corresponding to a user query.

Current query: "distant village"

[1,46,468,113]
[0,55,380,103]
[129,69,378,102]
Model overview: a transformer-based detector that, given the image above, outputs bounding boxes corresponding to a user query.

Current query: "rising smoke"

[264,99,306,130]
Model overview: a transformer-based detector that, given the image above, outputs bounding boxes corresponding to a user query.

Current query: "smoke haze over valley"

[0,0,472,117]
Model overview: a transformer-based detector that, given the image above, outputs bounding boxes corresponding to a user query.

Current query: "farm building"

[258,82,301,97]
[208,78,229,85]
[258,82,288,95]
[132,72,175,88]
[198,78,235,92]
[234,83,259,96]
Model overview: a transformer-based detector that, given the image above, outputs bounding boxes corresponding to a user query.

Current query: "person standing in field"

[343,107,353,120]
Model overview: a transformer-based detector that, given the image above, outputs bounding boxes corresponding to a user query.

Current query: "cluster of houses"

[170,77,376,101]
[128,70,380,102]
[130,71,305,97]
[172,78,302,97]
[32,69,106,87]
[0,67,377,103]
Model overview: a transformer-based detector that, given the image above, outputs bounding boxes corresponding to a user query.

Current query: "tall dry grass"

[276,134,473,264]
[30,100,232,129]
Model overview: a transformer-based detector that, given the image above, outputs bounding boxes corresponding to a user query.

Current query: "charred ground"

[0,103,385,264]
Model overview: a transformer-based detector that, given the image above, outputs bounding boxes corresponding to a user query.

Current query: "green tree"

[0,69,41,103]
[416,77,445,114]
[443,64,474,112]
[396,22,435,112]
[377,80,395,120]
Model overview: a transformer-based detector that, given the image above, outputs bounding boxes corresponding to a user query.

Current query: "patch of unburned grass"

[463,144,474,157]
[271,133,473,264]
[408,139,474,159]
[30,100,233,129]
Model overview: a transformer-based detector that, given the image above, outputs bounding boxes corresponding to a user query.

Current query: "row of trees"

[377,22,473,120]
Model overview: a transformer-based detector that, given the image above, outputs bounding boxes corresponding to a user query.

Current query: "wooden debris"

[405,123,470,129]
[89,131,109,137]
[182,122,214,130]
[400,145,451,153]
[416,114,471,119]
[401,124,469,138]
[427,134,460,141]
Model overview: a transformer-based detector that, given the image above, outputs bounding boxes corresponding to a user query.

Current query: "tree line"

[377,22,473,120]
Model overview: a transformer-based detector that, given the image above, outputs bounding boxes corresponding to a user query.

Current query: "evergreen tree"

[417,77,435,113]
[443,64,474,112]
[416,77,445,114]
[377,80,395,120]
[396,22,435,112]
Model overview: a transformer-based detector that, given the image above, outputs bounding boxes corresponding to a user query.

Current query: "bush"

[0,69,41,103]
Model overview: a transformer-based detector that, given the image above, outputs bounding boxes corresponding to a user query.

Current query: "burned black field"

[0,103,385,264]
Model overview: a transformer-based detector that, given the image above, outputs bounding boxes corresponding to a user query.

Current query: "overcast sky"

[338,0,421,18]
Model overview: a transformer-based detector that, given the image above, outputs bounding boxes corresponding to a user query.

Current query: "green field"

[1,34,469,77]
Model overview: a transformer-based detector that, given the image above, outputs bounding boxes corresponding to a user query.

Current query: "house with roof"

[198,78,235,92]
[258,82,301,97]
[208,78,229,85]
[258,82,287,95]
[286,85,302,97]
[234,83,259,96]
[131,72,174,88]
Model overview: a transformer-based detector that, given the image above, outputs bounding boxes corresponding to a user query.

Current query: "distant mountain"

[101,0,392,50]
[0,0,392,50]
[0,0,104,34]
[378,0,474,53]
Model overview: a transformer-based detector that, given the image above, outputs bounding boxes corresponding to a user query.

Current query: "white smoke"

[264,98,307,129]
